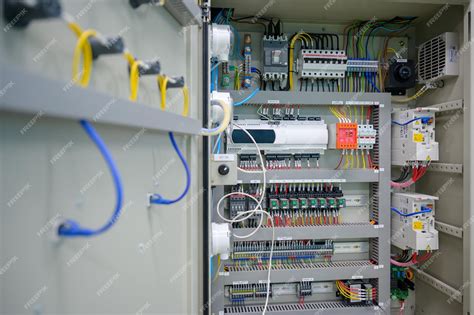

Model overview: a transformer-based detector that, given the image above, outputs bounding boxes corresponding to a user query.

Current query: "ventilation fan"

[417,32,459,83]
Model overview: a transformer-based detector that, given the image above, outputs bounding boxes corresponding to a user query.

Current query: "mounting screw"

[218,164,230,176]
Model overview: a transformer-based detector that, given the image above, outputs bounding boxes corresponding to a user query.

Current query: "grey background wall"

[0,1,202,314]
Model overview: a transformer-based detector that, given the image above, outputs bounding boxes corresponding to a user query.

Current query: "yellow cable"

[157,75,189,117]
[362,150,366,169]
[72,29,97,87]
[289,32,311,90]
[212,255,221,282]
[123,51,135,65]
[386,47,398,55]
[394,86,429,103]
[181,85,189,117]
[356,150,360,169]
[336,281,363,300]
[67,22,83,37]
[350,152,354,169]
[129,59,142,101]
[158,75,169,110]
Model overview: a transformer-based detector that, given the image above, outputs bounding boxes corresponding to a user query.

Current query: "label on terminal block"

[267,100,280,104]
[213,154,235,161]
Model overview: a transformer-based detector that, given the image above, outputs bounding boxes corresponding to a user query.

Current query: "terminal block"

[347,59,379,74]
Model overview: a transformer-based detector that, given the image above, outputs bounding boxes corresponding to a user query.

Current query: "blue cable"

[229,25,244,60]
[210,61,219,92]
[391,207,432,217]
[214,134,222,154]
[233,88,260,106]
[392,116,432,126]
[149,132,190,205]
[368,72,380,92]
[58,120,123,237]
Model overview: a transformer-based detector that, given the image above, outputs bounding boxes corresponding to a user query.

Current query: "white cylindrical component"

[211,24,232,62]
[210,91,233,126]
[211,104,224,124]
[211,223,231,260]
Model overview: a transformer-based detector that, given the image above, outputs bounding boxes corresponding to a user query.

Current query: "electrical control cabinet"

[391,193,439,251]
[392,109,439,166]
[0,1,470,315]
[210,91,392,315]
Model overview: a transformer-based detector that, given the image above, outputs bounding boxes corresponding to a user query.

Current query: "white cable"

[216,193,274,315]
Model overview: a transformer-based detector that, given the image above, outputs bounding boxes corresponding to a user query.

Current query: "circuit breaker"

[391,193,439,251]
[262,35,288,82]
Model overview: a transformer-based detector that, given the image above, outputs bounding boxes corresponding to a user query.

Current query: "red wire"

[367,154,373,168]
[335,152,344,170]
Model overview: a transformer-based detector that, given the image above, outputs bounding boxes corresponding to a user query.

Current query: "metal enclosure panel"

[0,1,202,314]
[413,4,470,315]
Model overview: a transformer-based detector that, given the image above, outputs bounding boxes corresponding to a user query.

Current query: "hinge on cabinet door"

[202,0,210,23]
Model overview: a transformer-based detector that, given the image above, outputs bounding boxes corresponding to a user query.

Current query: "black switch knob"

[218,164,230,175]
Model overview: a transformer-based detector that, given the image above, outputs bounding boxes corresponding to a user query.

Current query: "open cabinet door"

[0,2,204,314]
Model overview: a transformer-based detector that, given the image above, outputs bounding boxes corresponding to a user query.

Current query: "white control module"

[392,108,439,166]
[391,193,439,251]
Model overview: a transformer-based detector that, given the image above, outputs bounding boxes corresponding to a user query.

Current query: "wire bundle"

[391,249,432,267]
[391,162,430,188]
[344,16,416,92]
[336,280,376,302]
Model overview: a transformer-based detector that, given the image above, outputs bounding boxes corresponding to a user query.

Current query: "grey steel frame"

[210,92,392,315]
